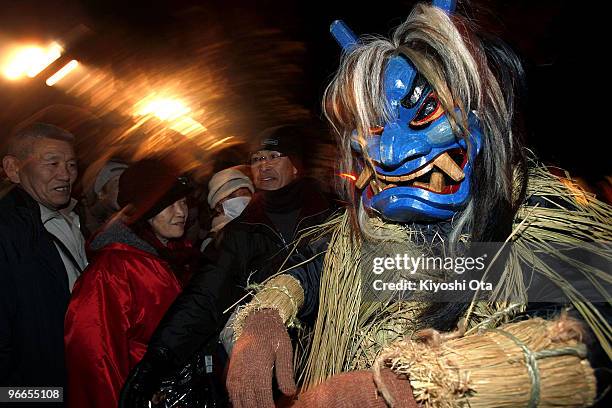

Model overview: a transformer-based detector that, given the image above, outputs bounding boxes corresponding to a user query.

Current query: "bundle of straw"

[374,316,596,408]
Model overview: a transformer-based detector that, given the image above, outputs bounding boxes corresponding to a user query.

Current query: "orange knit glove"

[226,309,296,408]
[291,368,417,408]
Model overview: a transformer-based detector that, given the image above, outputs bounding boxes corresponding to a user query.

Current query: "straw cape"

[233,163,611,407]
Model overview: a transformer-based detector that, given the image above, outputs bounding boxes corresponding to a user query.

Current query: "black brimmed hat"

[118,154,191,223]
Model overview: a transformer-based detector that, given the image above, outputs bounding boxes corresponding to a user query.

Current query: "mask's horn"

[330,20,358,52]
[432,0,457,13]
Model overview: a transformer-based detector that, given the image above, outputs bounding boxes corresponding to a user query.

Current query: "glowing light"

[136,97,191,121]
[2,42,63,80]
[206,136,234,150]
[46,60,78,86]
[169,116,207,137]
[339,173,357,181]
[134,95,208,138]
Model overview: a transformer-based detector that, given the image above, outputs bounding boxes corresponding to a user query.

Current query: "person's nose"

[174,201,187,217]
[260,160,273,171]
[56,162,72,181]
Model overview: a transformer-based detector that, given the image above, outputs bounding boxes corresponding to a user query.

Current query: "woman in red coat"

[64,155,195,408]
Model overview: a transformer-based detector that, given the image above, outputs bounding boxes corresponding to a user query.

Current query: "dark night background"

[0,0,609,198]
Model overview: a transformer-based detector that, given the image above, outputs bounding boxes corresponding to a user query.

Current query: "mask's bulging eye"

[401,73,429,109]
[410,92,444,129]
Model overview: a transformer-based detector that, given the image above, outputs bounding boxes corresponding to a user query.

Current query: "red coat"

[64,233,182,408]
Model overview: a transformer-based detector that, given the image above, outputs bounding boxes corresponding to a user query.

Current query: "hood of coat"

[89,220,158,257]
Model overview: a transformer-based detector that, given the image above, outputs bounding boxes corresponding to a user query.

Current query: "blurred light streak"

[2,42,62,80]
[206,136,234,150]
[46,59,79,86]
[12,27,309,167]
[170,116,207,136]
[339,173,357,182]
[136,97,191,121]
[134,95,209,139]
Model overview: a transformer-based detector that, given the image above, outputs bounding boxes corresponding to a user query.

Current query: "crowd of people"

[0,121,336,407]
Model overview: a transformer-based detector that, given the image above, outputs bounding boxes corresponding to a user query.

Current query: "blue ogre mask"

[331,18,483,222]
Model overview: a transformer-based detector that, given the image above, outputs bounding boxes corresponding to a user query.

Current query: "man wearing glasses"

[120,124,333,407]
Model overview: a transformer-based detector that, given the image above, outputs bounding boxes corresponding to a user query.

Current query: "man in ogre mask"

[224,1,611,407]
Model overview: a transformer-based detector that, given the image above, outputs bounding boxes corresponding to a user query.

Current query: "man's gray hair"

[6,122,75,159]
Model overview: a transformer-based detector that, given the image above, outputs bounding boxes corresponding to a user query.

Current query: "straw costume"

[226,1,611,407]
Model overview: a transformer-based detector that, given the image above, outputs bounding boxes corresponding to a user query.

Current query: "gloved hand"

[119,347,174,408]
[291,368,417,408]
[226,309,296,408]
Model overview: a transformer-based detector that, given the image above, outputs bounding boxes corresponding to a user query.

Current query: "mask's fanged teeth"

[413,181,429,189]
[430,171,445,192]
[433,152,464,181]
[370,180,381,194]
[383,183,397,190]
[379,163,434,183]
[355,166,373,189]
[400,163,434,182]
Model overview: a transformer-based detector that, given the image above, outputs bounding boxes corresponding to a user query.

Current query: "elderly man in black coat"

[0,123,84,405]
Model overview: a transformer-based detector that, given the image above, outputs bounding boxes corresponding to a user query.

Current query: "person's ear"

[2,155,21,184]
[292,165,298,177]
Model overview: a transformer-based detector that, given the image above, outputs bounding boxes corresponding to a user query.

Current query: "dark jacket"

[149,178,333,365]
[0,187,69,395]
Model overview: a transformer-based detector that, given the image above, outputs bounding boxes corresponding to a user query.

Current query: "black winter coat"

[149,179,334,365]
[0,187,69,397]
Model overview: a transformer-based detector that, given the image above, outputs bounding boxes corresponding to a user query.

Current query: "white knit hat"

[94,160,128,195]
[207,167,254,209]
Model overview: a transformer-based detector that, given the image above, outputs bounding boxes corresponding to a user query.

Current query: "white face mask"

[222,196,251,220]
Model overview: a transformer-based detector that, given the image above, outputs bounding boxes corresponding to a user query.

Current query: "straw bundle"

[232,274,305,340]
[298,210,364,386]
[374,316,596,408]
